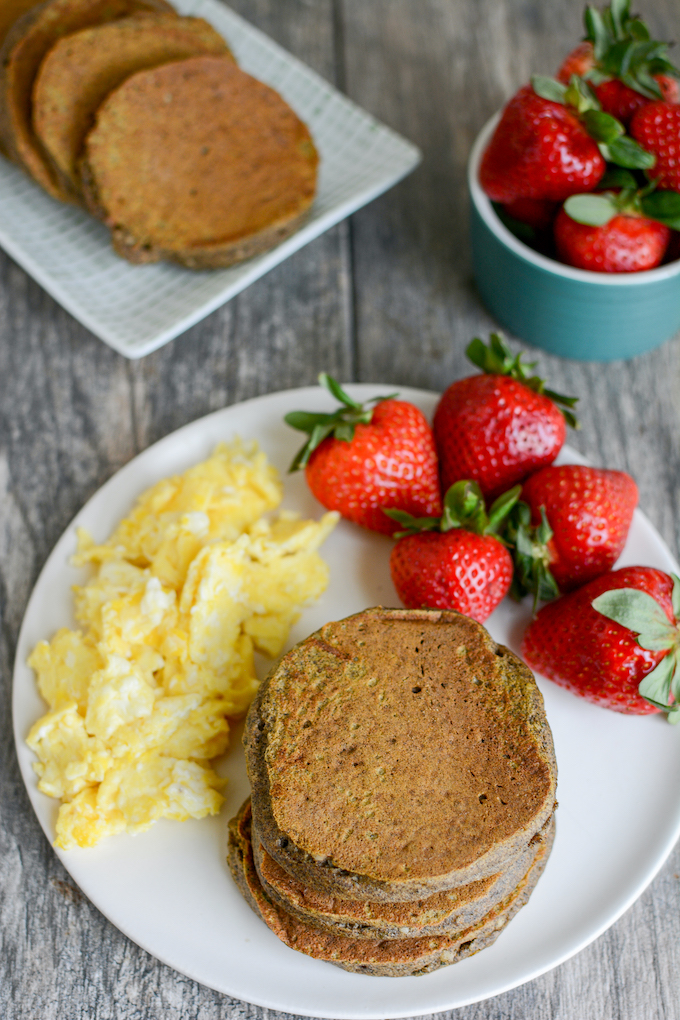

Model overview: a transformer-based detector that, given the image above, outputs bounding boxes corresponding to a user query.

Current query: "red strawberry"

[554,204,671,272]
[556,3,680,126]
[522,566,680,718]
[516,464,638,596]
[594,78,678,126]
[557,44,679,125]
[557,42,595,84]
[285,374,442,536]
[480,83,605,203]
[501,197,559,231]
[387,481,519,623]
[433,333,578,503]
[631,101,680,191]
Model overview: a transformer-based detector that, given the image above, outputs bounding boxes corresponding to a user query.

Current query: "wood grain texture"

[2,0,680,1017]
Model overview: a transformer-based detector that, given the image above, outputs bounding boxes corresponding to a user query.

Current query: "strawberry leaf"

[383,508,441,537]
[640,191,680,230]
[638,651,675,706]
[486,485,522,535]
[582,109,623,143]
[505,503,559,608]
[602,135,656,170]
[585,7,610,59]
[564,193,619,226]
[319,372,361,409]
[672,574,680,621]
[285,374,398,471]
[591,587,678,649]
[565,75,600,113]
[531,75,567,104]
[441,480,487,533]
[465,333,580,428]
[610,0,629,38]
[599,166,639,190]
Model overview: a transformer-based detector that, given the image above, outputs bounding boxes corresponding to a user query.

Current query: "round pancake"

[0,2,42,129]
[33,13,230,196]
[81,55,318,269]
[0,0,174,200]
[245,607,557,902]
[253,813,553,939]
[228,799,554,977]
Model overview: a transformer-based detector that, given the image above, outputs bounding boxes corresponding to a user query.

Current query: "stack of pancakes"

[0,0,318,268]
[229,607,558,976]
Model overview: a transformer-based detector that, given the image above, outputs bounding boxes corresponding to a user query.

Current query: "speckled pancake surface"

[81,54,318,269]
[245,607,557,902]
[32,12,229,195]
[0,0,174,199]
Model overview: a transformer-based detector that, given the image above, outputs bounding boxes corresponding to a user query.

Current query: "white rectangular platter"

[0,0,420,358]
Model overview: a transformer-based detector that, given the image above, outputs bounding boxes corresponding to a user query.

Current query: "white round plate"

[13,386,680,1019]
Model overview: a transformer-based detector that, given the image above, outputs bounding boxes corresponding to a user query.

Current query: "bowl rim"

[468,113,680,286]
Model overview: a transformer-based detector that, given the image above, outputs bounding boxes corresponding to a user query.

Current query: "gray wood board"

[2,0,680,1017]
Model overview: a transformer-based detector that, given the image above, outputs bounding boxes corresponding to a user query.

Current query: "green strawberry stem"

[284,372,398,471]
[505,501,560,609]
[531,73,656,171]
[384,480,521,539]
[592,573,680,722]
[583,0,680,100]
[466,333,580,429]
[563,179,680,230]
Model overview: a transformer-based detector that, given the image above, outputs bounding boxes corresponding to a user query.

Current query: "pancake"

[228,799,554,977]
[0,0,174,200]
[253,812,554,940]
[80,55,318,269]
[32,12,230,197]
[245,607,557,902]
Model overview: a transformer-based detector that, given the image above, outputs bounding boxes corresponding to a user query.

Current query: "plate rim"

[12,383,680,1018]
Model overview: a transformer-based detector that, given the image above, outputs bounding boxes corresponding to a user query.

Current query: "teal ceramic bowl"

[468,115,680,361]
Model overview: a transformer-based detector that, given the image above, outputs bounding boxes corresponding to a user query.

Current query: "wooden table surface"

[3,1,680,1017]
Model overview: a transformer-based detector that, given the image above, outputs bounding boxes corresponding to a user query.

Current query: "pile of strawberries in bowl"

[285,337,680,722]
[480,0,680,273]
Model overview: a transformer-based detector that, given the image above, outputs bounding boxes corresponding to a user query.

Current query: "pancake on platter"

[81,55,318,269]
[32,12,231,197]
[0,0,174,200]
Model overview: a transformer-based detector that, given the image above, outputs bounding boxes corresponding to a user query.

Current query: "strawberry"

[594,78,678,126]
[557,42,596,84]
[509,464,638,601]
[556,3,680,126]
[480,83,606,203]
[433,333,578,503]
[522,566,680,719]
[631,101,680,191]
[554,202,670,272]
[386,481,519,623]
[500,197,559,231]
[285,374,442,536]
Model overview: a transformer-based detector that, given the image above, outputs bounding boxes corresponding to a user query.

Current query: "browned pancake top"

[0,0,174,198]
[83,54,318,251]
[260,608,555,882]
[32,13,229,191]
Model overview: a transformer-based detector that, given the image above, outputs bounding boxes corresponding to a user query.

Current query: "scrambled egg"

[27,439,337,850]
